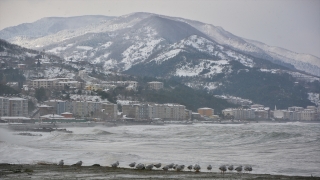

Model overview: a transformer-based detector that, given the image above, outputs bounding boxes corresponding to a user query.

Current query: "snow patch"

[175,59,229,77]
[70,94,102,102]
[152,49,183,64]
[76,46,93,50]
[308,93,320,106]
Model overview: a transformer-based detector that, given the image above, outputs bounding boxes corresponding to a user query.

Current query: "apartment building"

[30,78,81,90]
[198,107,214,117]
[122,104,149,120]
[149,103,185,120]
[101,102,118,120]
[222,108,267,120]
[44,100,70,115]
[148,81,164,90]
[0,97,9,116]
[300,109,316,121]
[69,101,102,118]
[0,96,28,117]
[44,100,118,119]
[31,79,57,89]
[121,103,186,120]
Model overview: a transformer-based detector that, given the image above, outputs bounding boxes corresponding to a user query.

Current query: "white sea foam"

[0,123,319,177]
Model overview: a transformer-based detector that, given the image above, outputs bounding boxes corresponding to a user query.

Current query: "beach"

[0,163,316,180]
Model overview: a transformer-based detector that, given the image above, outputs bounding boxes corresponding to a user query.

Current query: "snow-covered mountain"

[178,18,320,75]
[0,15,114,41]
[1,12,319,77]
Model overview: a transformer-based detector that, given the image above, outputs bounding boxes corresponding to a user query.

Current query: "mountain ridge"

[1,12,318,77]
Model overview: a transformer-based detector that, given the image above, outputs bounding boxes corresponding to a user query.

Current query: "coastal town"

[1,74,319,124]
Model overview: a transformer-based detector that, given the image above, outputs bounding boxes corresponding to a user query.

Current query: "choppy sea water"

[0,122,319,177]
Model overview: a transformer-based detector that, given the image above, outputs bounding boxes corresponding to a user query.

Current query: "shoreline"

[0,163,316,180]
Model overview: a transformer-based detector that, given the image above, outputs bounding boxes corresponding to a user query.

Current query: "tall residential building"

[122,103,186,120]
[122,104,149,120]
[101,102,118,120]
[45,100,70,115]
[70,101,102,118]
[149,103,185,120]
[0,97,9,116]
[0,97,28,117]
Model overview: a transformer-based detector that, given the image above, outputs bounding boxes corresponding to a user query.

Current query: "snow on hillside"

[76,46,93,50]
[103,59,117,70]
[121,27,163,70]
[9,13,152,49]
[175,59,229,77]
[248,39,320,68]
[179,18,320,76]
[225,50,254,67]
[91,53,110,64]
[44,67,75,79]
[101,42,113,48]
[47,46,69,53]
[183,21,263,54]
[151,49,183,64]
[308,93,320,106]
[259,69,278,73]
[70,94,102,102]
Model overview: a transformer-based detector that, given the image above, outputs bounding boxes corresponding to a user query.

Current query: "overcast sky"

[0,0,319,58]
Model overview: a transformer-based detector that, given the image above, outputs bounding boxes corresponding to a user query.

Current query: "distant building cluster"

[222,104,270,120]
[222,104,320,121]
[273,106,319,121]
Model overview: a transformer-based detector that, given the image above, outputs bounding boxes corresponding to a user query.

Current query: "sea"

[0,122,319,177]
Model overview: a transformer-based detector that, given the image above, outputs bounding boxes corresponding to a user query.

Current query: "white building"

[148,81,164,90]
[30,78,81,90]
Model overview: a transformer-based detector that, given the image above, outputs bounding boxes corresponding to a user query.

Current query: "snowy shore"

[0,163,315,180]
